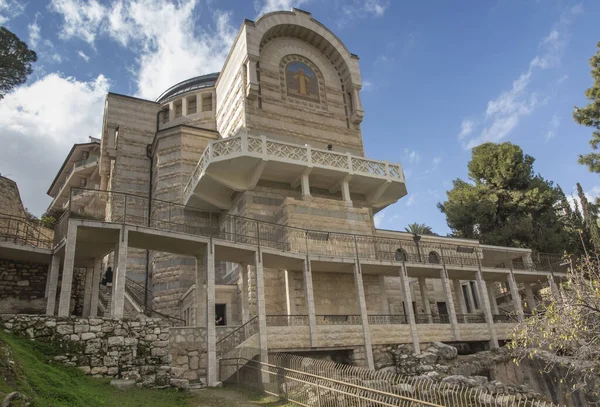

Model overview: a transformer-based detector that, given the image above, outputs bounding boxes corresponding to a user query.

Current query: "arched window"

[428,251,440,264]
[395,248,408,262]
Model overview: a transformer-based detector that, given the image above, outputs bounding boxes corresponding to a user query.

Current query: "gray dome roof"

[156,72,219,103]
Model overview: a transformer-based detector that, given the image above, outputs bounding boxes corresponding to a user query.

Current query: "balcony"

[183,133,406,211]
[48,156,99,211]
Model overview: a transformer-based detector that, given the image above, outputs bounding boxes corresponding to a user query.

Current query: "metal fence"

[0,213,53,249]
[63,188,564,273]
[216,316,258,356]
[220,352,560,407]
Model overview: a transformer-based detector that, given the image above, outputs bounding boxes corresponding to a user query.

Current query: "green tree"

[404,223,435,235]
[575,41,600,173]
[576,182,600,251]
[438,142,574,253]
[0,27,37,100]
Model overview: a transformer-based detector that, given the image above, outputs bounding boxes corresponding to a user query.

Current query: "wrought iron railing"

[456,314,487,324]
[124,277,184,326]
[221,352,559,407]
[414,314,451,324]
[0,213,53,249]
[216,316,258,356]
[315,315,362,325]
[367,314,408,325]
[63,188,564,273]
[265,315,309,327]
[493,314,514,323]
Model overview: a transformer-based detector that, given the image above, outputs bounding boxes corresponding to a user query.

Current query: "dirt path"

[191,386,291,407]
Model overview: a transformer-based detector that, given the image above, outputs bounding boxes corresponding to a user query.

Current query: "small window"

[202,94,213,112]
[82,151,89,159]
[174,101,183,118]
[187,96,197,115]
[395,248,408,262]
[428,251,440,264]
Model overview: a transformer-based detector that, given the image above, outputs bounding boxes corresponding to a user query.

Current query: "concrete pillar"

[89,258,102,317]
[399,264,420,354]
[301,172,311,199]
[168,101,175,121]
[487,283,499,315]
[205,242,218,386]
[195,257,205,327]
[418,277,432,323]
[240,264,249,324]
[440,266,460,340]
[378,275,389,314]
[475,268,499,349]
[181,97,188,117]
[58,223,78,317]
[284,270,297,315]
[341,178,352,206]
[303,257,318,347]
[255,250,269,383]
[112,228,129,319]
[548,276,561,302]
[465,281,477,312]
[523,282,537,312]
[45,254,61,315]
[453,279,468,315]
[353,261,375,368]
[507,271,525,322]
[82,266,94,317]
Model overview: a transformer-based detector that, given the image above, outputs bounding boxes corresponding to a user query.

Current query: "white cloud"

[405,194,417,207]
[374,211,385,228]
[0,73,109,216]
[77,50,90,62]
[557,74,568,84]
[545,114,560,142]
[50,0,238,99]
[362,80,373,91]
[341,0,390,25]
[457,119,476,140]
[404,149,421,164]
[0,0,24,24]
[28,15,41,48]
[461,6,580,149]
[255,0,310,15]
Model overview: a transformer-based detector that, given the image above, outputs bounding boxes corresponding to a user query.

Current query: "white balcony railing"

[183,134,404,204]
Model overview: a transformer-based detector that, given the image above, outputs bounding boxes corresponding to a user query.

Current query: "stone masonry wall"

[0,314,180,388]
[0,176,26,217]
[0,259,47,314]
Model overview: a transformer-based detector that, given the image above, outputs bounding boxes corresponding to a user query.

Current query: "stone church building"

[0,9,565,386]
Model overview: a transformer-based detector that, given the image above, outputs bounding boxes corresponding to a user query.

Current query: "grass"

[0,330,292,407]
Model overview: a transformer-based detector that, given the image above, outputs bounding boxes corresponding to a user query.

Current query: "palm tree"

[405,223,435,235]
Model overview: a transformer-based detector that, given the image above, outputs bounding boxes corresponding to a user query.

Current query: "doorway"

[215,303,227,326]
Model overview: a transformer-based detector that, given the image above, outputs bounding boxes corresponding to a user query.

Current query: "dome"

[156,72,219,103]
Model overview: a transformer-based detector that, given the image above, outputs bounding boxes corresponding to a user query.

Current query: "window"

[187,96,197,115]
[82,151,89,159]
[174,100,183,118]
[469,281,479,309]
[202,94,213,112]
[395,248,408,261]
[462,285,472,313]
[428,251,440,264]
[215,303,226,326]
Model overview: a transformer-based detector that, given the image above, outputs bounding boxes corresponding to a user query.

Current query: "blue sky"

[1,0,599,236]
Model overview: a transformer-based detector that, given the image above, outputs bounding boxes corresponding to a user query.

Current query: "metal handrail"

[315,315,362,325]
[367,314,408,324]
[265,315,309,326]
[64,188,564,272]
[216,316,258,355]
[455,314,487,324]
[0,213,53,249]
[124,277,184,325]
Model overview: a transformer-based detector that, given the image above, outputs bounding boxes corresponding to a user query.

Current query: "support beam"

[487,283,499,315]
[206,241,217,386]
[112,228,129,319]
[453,279,468,315]
[379,276,389,314]
[475,266,499,349]
[523,282,537,312]
[45,254,61,315]
[354,261,375,367]
[89,258,102,317]
[399,265,420,354]
[303,258,318,347]
[58,223,78,317]
[284,270,297,316]
[82,266,94,317]
[300,170,311,199]
[366,180,390,205]
[465,281,477,312]
[248,160,267,190]
[255,250,269,383]
[418,277,432,323]
[507,270,525,322]
[240,264,250,324]
[195,257,205,327]
[440,266,460,340]
[193,190,232,210]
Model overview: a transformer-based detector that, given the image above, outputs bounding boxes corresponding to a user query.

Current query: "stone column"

[181,97,188,117]
[168,101,175,121]
[255,250,269,383]
[112,228,129,319]
[507,271,525,322]
[89,258,102,317]
[240,264,250,324]
[440,266,460,340]
[195,257,205,327]
[205,241,218,386]
[58,223,78,317]
[341,178,352,206]
[418,277,432,323]
[475,268,499,349]
[379,275,389,314]
[284,270,297,315]
[82,265,94,317]
[453,279,468,315]
[301,171,311,199]
[46,254,61,315]
[353,261,375,368]
[548,276,561,302]
[399,264,420,354]
[487,283,499,315]
[523,282,537,312]
[303,257,318,347]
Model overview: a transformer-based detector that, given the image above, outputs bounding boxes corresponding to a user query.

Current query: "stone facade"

[0,260,48,314]
[0,176,26,218]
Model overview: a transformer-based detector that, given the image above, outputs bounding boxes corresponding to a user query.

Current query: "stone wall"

[0,314,179,387]
[0,176,26,217]
[0,260,47,314]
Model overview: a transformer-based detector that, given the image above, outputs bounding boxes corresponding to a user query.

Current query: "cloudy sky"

[1,0,600,235]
